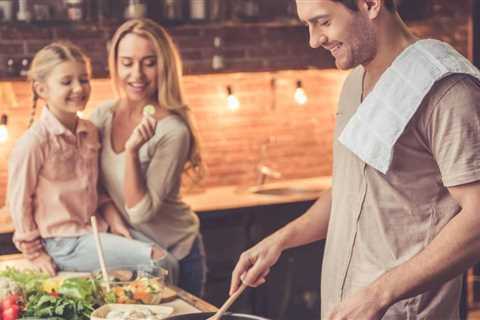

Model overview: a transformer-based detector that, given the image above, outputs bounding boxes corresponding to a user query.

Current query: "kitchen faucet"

[256,139,282,185]
[256,164,282,185]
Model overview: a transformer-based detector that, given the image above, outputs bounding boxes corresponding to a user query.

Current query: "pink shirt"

[7,107,108,249]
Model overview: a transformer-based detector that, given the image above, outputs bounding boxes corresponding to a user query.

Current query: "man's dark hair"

[333,0,397,12]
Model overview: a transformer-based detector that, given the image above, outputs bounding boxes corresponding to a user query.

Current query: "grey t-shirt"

[90,101,199,260]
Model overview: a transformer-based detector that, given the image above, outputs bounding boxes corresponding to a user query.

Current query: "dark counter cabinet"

[199,200,324,320]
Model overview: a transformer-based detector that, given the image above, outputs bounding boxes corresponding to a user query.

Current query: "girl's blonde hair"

[109,18,205,180]
[27,41,91,127]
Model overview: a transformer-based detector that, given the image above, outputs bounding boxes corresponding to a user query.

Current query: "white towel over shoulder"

[338,39,480,174]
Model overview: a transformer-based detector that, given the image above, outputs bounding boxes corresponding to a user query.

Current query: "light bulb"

[226,86,240,111]
[0,114,8,143]
[294,80,308,106]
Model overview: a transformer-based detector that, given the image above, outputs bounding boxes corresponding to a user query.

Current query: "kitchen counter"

[184,176,332,212]
[0,254,218,315]
[0,176,332,233]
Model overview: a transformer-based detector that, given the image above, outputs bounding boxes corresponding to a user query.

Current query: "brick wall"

[0,0,474,207]
[0,69,348,207]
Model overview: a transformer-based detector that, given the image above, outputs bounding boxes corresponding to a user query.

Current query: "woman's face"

[116,33,160,104]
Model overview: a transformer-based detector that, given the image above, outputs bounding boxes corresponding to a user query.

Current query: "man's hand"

[102,204,132,239]
[30,250,57,276]
[18,238,43,260]
[328,285,390,320]
[229,235,284,295]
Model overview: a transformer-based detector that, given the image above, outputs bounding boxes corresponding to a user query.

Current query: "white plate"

[91,304,174,320]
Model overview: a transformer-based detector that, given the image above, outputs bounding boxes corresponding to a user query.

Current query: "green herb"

[0,267,47,295]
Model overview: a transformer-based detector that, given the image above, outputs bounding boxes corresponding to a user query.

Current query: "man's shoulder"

[428,74,480,109]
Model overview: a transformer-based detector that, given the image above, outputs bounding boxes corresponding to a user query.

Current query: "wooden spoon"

[207,283,248,320]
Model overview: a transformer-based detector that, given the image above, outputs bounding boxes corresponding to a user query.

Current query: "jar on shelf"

[162,0,183,23]
[125,0,146,20]
[17,0,32,22]
[65,0,84,22]
[189,0,207,21]
[0,0,13,22]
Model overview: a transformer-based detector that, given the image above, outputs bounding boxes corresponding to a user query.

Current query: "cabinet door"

[199,208,254,313]
[250,201,324,320]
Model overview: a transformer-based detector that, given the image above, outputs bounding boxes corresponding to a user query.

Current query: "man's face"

[296,0,377,70]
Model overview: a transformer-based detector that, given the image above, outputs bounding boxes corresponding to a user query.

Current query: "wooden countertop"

[0,176,332,233]
[184,176,332,212]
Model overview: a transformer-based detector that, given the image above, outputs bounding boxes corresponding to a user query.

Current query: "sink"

[247,186,325,196]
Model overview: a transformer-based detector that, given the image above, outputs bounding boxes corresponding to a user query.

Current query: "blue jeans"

[43,229,179,284]
[178,235,207,297]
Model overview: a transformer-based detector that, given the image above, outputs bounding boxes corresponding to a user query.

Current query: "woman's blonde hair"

[27,41,91,127]
[108,18,205,180]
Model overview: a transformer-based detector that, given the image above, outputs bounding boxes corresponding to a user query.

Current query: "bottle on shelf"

[162,0,183,24]
[17,0,32,22]
[125,0,146,20]
[208,0,226,22]
[65,0,84,22]
[0,0,14,22]
[189,0,207,22]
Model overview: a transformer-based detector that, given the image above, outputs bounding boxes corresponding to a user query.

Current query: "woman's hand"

[30,250,57,276]
[125,116,157,154]
[17,239,43,260]
[102,204,132,239]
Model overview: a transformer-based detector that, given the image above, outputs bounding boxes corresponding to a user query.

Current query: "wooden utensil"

[207,283,248,320]
[91,216,111,292]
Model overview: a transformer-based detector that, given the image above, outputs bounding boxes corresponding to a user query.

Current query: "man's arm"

[329,181,480,320]
[229,189,332,294]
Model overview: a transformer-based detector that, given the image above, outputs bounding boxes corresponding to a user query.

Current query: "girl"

[7,42,177,278]
[90,19,207,296]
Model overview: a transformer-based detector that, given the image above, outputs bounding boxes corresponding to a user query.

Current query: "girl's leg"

[43,233,172,274]
[178,235,207,297]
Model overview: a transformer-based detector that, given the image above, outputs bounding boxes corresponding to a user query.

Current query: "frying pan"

[164,312,271,320]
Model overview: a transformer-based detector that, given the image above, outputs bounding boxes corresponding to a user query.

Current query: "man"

[229,0,480,319]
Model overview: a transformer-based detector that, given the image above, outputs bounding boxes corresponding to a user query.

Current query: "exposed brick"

[0,43,25,55]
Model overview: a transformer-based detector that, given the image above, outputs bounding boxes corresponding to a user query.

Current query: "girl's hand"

[102,204,132,239]
[18,239,43,260]
[125,116,157,154]
[31,250,57,276]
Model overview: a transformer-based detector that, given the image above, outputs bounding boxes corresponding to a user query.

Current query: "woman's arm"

[124,118,190,224]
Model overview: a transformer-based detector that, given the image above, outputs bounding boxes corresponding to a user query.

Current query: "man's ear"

[359,0,382,20]
[33,81,47,100]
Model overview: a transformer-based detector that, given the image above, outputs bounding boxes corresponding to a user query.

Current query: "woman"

[90,18,206,296]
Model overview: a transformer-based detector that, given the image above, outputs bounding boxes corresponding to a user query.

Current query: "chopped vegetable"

[0,277,21,301]
[143,104,156,116]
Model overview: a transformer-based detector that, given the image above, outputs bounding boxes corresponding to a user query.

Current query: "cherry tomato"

[1,295,17,311]
[2,304,19,320]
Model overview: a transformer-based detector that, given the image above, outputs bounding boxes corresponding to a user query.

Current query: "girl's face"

[116,33,160,105]
[37,60,91,116]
